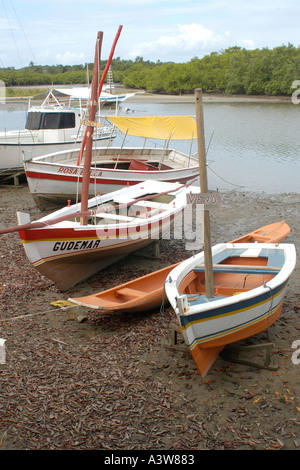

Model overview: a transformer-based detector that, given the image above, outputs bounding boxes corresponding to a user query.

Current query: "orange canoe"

[69,221,291,314]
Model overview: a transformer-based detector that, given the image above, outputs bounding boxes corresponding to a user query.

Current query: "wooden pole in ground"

[195,88,214,298]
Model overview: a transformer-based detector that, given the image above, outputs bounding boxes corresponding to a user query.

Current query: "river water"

[0,97,299,194]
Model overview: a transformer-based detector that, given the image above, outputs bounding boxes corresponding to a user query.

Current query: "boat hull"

[24,147,199,210]
[0,138,112,173]
[0,100,115,174]
[185,279,287,377]
[166,243,296,377]
[68,221,291,314]
[70,263,181,313]
[18,180,193,290]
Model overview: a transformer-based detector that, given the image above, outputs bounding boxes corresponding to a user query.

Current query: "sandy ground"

[0,181,299,451]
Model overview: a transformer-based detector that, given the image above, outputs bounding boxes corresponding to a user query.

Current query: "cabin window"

[25,112,76,130]
[41,113,60,129]
[58,112,76,129]
[25,112,41,130]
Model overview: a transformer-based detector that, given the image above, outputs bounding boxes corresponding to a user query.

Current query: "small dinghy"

[68,221,291,313]
[165,242,296,377]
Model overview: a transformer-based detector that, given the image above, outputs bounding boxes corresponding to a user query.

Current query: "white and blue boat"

[165,242,296,377]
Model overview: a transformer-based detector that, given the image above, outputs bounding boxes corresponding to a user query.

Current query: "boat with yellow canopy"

[23,115,200,210]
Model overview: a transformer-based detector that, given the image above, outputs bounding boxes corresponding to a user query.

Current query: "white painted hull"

[18,180,199,290]
[167,244,296,336]
[165,243,296,376]
[24,146,199,209]
[0,136,113,171]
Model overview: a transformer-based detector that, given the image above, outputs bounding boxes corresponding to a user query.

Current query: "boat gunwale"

[26,145,198,167]
[18,181,197,243]
[166,243,296,316]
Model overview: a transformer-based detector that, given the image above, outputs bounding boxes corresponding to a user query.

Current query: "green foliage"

[0,44,299,96]
[121,44,300,96]
[6,87,45,97]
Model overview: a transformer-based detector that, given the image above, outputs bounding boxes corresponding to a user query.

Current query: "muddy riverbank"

[0,183,299,450]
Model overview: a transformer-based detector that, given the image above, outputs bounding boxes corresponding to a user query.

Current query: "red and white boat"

[23,115,200,210]
[4,30,201,291]
[16,179,199,290]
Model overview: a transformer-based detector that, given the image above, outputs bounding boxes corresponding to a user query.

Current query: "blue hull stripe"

[188,296,284,349]
[179,279,288,329]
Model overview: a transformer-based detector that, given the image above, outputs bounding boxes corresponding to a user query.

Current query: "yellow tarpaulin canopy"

[107,115,197,140]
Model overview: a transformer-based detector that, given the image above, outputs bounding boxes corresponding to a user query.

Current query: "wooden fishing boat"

[68,221,291,313]
[2,28,169,291]
[0,87,115,182]
[23,114,200,210]
[47,86,136,106]
[14,179,197,291]
[164,242,296,377]
[228,220,291,244]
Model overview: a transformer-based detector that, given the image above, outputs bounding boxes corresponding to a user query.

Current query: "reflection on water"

[203,102,300,193]
[0,99,299,193]
[0,102,29,130]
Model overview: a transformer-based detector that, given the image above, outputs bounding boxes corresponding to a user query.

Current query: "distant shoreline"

[129,91,292,104]
[3,86,293,104]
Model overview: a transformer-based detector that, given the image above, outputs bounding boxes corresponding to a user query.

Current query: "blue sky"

[1,0,299,67]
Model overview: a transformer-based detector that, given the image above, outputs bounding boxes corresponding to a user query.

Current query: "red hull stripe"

[18,218,170,242]
[25,170,193,185]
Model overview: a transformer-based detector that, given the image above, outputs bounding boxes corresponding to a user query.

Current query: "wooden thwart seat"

[194,264,281,275]
[94,212,134,221]
[116,287,143,298]
[133,200,169,210]
[112,196,135,204]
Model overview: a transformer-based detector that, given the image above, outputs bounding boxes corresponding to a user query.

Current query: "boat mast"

[76,25,123,167]
[79,25,123,224]
[195,88,214,299]
[80,31,103,225]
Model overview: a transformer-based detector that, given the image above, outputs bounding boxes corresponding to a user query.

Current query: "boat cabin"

[25,109,77,131]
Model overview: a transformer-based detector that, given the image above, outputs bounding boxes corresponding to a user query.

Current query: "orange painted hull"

[69,221,290,313]
[229,220,290,244]
[189,301,283,377]
[69,263,181,313]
